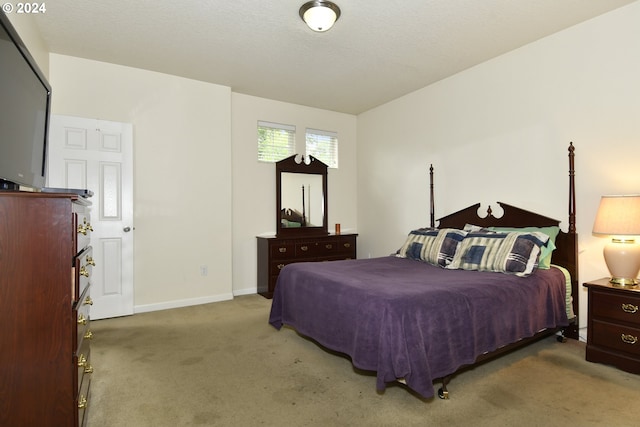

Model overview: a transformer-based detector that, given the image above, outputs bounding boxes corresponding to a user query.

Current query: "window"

[305,128,338,168]
[257,121,295,162]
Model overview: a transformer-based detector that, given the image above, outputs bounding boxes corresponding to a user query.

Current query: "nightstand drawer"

[591,289,640,325]
[592,319,640,357]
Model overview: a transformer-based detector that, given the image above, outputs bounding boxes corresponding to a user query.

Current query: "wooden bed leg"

[438,376,451,399]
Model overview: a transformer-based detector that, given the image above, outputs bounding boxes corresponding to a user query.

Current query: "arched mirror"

[276,154,328,237]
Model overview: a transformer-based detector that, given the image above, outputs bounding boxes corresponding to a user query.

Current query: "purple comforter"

[269,256,569,399]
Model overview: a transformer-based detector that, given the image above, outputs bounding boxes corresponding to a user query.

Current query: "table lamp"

[592,195,640,288]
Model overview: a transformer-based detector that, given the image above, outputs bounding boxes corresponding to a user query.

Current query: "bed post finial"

[430,164,435,228]
[568,142,576,233]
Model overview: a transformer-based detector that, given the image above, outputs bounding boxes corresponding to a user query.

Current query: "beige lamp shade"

[592,195,640,287]
[593,195,640,236]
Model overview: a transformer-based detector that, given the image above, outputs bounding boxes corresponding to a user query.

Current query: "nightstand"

[583,278,640,374]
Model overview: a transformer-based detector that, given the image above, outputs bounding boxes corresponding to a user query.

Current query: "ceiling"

[32,0,635,115]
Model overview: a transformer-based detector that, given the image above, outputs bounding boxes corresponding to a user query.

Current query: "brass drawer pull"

[277,263,285,270]
[621,334,638,345]
[278,247,287,253]
[325,244,333,249]
[77,314,88,325]
[77,218,93,235]
[86,256,96,266]
[622,303,638,314]
[343,243,351,248]
[78,395,87,409]
[84,364,94,374]
[300,245,308,251]
[77,354,87,368]
[84,330,93,340]
[84,296,93,306]
[80,266,90,278]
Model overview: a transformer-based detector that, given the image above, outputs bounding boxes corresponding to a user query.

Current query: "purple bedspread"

[269,256,569,399]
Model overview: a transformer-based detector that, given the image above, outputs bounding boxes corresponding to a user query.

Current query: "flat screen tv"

[0,11,51,191]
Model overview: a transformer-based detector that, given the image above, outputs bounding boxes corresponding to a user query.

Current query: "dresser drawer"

[295,241,324,256]
[591,289,640,326]
[74,210,92,254]
[76,361,91,427]
[296,239,351,257]
[75,286,92,354]
[591,319,640,357]
[76,337,92,393]
[73,247,93,303]
[270,242,295,259]
[334,235,356,256]
[269,259,297,276]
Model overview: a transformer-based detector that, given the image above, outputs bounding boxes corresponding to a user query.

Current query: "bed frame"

[428,142,578,398]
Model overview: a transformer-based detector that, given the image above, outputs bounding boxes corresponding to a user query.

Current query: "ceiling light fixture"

[299,1,341,32]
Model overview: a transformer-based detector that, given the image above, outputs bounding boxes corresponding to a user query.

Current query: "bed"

[269,143,579,400]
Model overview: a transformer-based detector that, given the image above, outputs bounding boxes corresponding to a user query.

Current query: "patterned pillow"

[487,226,560,269]
[397,228,467,267]
[447,231,550,277]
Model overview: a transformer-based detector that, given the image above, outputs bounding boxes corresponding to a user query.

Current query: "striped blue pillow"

[447,231,549,276]
[397,228,467,267]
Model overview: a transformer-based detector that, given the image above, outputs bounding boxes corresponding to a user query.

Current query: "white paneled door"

[48,115,134,319]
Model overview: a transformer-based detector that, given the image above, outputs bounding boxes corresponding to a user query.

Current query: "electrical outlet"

[200,265,208,276]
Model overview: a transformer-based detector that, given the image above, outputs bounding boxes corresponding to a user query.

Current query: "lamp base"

[609,277,639,288]
[603,239,640,289]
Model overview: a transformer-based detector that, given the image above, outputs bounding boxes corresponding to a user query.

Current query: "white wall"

[357,2,640,336]
[6,14,49,77]
[49,54,233,310]
[231,93,357,295]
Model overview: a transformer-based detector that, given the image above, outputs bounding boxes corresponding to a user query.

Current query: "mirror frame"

[276,154,328,237]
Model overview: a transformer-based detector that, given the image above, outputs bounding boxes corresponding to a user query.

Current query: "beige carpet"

[88,295,640,427]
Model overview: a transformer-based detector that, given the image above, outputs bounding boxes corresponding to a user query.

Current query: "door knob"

[123,226,131,232]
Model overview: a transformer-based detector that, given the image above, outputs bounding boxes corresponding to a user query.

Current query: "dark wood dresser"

[584,278,640,374]
[0,192,93,426]
[257,233,357,298]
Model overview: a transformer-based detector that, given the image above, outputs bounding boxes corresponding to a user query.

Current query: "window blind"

[257,121,295,162]
[305,128,338,168]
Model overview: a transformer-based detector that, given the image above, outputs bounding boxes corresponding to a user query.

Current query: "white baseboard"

[233,287,258,297]
[134,293,235,314]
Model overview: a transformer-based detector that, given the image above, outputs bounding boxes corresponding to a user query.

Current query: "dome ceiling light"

[299,1,341,32]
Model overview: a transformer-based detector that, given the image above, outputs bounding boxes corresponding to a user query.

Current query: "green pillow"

[487,226,560,269]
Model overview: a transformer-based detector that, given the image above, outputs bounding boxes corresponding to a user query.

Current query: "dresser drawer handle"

[84,296,93,306]
[277,264,285,270]
[78,395,88,409]
[622,303,639,314]
[77,314,88,325]
[300,246,308,251]
[84,330,93,340]
[77,354,87,368]
[84,364,94,374]
[80,266,90,278]
[278,247,287,253]
[77,224,88,235]
[86,256,96,266]
[325,244,333,249]
[621,334,638,345]
[343,243,351,248]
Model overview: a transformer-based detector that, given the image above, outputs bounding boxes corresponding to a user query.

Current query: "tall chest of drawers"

[0,192,93,427]
[257,233,357,298]
[584,278,640,374]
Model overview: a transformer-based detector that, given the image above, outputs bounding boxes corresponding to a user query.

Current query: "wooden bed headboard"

[430,143,579,339]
